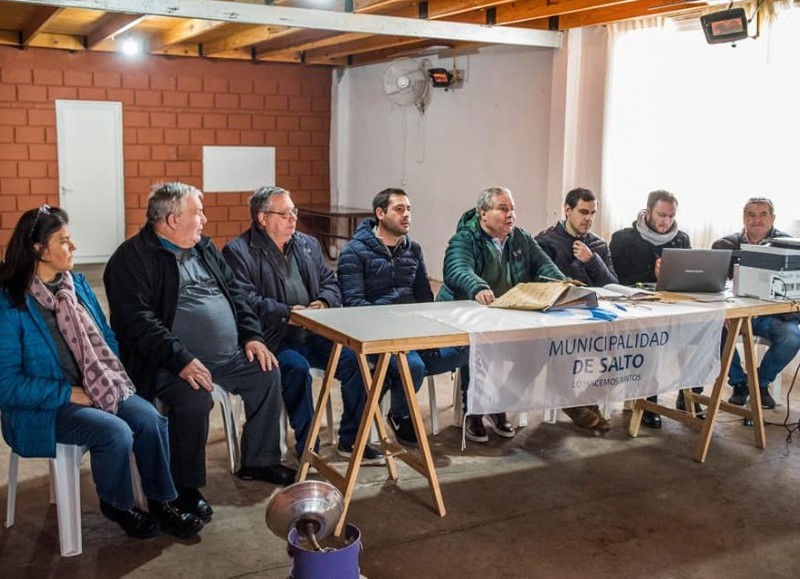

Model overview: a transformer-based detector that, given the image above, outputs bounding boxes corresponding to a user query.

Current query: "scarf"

[634,209,679,246]
[29,272,134,413]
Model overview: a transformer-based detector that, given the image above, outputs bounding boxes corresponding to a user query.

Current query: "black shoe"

[487,413,515,438]
[148,500,204,540]
[641,410,662,429]
[174,487,214,522]
[760,387,776,409]
[99,499,159,539]
[728,384,748,406]
[676,391,706,419]
[465,415,488,443]
[336,442,386,466]
[237,464,297,486]
[386,414,418,447]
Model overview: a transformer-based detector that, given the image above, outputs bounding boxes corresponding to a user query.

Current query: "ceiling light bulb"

[122,37,140,55]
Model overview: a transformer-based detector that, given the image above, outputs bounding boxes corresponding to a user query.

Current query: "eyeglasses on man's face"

[265,207,299,219]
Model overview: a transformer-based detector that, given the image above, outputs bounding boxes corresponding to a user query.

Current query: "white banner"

[419,302,726,414]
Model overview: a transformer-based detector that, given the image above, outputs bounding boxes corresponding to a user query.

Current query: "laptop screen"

[656,248,733,292]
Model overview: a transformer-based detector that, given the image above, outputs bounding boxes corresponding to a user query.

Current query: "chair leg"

[517,412,528,427]
[544,409,558,424]
[427,376,439,435]
[451,369,464,427]
[129,454,147,511]
[5,452,19,528]
[211,384,240,474]
[279,404,291,461]
[52,444,85,557]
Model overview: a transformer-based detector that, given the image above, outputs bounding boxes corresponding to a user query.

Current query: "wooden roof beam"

[86,13,145,48]
[21,6,61,46]
[149,18,227,50]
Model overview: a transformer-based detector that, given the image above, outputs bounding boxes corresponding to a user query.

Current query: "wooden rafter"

[21,6,61,46]
[86,13,144,48]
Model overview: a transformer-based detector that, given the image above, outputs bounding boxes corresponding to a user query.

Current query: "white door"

[56,100,125,264]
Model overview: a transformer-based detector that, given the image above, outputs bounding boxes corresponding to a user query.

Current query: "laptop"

[656,248,733,292]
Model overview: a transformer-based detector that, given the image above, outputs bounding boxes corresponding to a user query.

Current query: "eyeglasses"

[29,204,51,239]
[265,207,299,219]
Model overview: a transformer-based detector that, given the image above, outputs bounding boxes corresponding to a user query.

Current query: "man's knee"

[162,386,214,416]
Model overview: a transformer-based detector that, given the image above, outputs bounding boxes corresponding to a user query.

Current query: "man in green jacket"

[438,186,611,438]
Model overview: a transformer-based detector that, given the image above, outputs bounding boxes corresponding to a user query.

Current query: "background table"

[297,204,372,259]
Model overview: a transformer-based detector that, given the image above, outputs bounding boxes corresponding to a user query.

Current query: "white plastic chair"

[735,336,783,403]
[5,444,146,557]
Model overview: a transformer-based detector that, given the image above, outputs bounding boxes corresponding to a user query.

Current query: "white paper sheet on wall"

[202,146,275,192]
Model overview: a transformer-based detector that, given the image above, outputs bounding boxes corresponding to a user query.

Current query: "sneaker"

[465,415,488,443]
[760,387,776,409]
[387,414,418,447]
[487,413,515,438]
[641,410,662,429]
[728,384,748,406]
[336,442,386,466]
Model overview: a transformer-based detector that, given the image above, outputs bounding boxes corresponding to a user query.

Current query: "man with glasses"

[712,197,800,409]
[104,182,296,525]
[222,187,385,465]
[438,187,584,440]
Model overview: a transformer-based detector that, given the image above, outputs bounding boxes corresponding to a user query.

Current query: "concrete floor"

[2,265,800,578]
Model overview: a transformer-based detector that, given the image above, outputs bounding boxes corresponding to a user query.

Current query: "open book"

[592,283,659,301]
[489,281,598,311]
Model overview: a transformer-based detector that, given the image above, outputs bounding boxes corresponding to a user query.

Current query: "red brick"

[312,161,328,174]
[19,161,48,178]
[229,205,250,221]
[280,175,299,190]
[229,78,253,94]
[163,91,188,108]
[125,111,150,127]
[189,92,214,108]
[27,109,56,126]
[1,178,30,194]
[122,73,149,89]
[64,70,92,87]
[254,79,278,95]
[204,205,228,222]
[47,162,58,177]
[240,94,264,110]
[78,87,107,100]
[216,130,240,145]
[177,76,202,92]
[29,144,55,161]
[289,132,311,146]
[301,81,325,97]
[277,147,299,161]
[33,69,63,86]
[289,96,311,112]
[277,116,299,131]
[15,126,45,144]
[300,146,323,161]
[138,161,166,177]
[94,72,121,88]
[0,84,16,101]
[165,161,192,176]
[151,145,178,161]
[240,131,265,146]
[48,86,78,100]
[278,80,302,97]
[301,175,324,190]
[151,112,177,128]
[2,68,32,84]
[190,161,202,176]
[0,108,27,125]
[125,161,138,177]
[291,189,310,205]
[17,85,48,102]
[201,222,217,237]
[125,192,139,208]
[216,220,242,237]
[253,115,275,130]
[107,88,135,104]
[137,128,164,144]
[0,127,11,145]
[0,144,28,160]
[203,78,227,93]
[311,96,329,112]
[203,114,226,129]
[135,90,162,106]
[177,146,201,161]
[228,115,251,130]
[300,116,324,132]
[289,161,311,176]
[164,129,190,145]
[123,130,137,145]
[177,113,203,129]
[1,211,24,229]
[0,160,16,176]
[214,93,239,109]
[264,95,288,110]
[45,126,56,144]
[264,131,288,146]
[0,195,17,211]
[311,132,328,147]
[151,76,176,91]
[190,129,214,145]
[30,178,58,195]
[125,144,150,160]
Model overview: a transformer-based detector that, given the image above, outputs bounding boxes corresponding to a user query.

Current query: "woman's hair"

[0,205,70,309]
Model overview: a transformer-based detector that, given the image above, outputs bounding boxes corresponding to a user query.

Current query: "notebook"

[656,248,733,293]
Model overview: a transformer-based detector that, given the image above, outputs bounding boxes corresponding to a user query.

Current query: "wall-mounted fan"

[383,58,429,113]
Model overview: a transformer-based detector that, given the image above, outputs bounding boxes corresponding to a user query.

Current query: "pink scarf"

[29,272,134,414]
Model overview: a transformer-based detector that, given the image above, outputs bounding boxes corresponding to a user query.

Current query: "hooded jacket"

[535,221,618,286]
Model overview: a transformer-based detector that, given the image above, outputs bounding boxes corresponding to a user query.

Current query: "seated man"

[609,189,693,426]
[712,197,800,409]
[105,182,296,523]
[438,187,589,439]
[337,188,468,447]
[536,186,619,429]
[223,186,384,465]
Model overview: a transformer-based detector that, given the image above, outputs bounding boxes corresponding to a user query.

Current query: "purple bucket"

[288,523,362,579]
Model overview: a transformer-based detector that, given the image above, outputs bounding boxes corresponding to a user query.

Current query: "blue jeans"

[724,315,800,388]
[276,333,338,458]
[55,394,175,511]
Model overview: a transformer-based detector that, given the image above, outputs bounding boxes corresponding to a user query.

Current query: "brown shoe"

[563,406,610,430]
[588,405,611,431]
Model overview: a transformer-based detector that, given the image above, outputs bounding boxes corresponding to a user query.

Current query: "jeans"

[723,315,800,388]
[55,394,175,511]
[276,333,338,458]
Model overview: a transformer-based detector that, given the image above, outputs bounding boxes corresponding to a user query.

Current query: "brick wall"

[0,46,331,253]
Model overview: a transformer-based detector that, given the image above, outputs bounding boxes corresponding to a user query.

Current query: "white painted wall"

[331,32,609,280]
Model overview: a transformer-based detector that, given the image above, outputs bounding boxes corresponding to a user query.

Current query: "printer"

[734,238,800,300]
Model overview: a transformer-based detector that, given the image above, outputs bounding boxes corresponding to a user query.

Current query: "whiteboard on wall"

[203,146,275,192]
